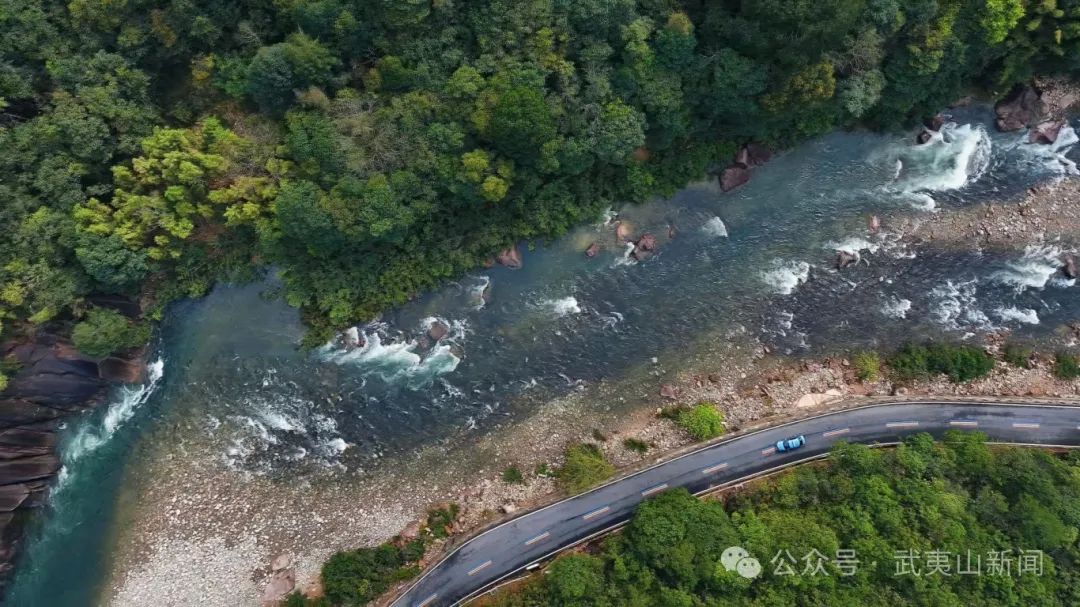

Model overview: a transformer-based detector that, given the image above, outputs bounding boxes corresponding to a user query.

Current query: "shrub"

[1054,351,1080,379]
[534,463,555,477]
[890,342,993,383]
[72,308,150,359]
[1003,343,1033,368]
[425,503,459,539]
[558,444,614,494]
[321,543,420,606]
[853,351,881,382]
[677,403,725,441]
[623,438,650,454]
[502,466,524,484]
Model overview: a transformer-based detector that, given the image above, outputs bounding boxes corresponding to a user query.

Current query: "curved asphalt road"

[391,400,1080,607]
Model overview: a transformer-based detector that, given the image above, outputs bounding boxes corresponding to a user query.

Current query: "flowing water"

[7,106,1080,605]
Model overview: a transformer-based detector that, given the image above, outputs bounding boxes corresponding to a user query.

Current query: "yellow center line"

[641,483,668,497]
[702,462,728,474]
[524,531,550,546]
[582,506,610,521]
[467,560,492,576]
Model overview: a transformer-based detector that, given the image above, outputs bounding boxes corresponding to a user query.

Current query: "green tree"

[247,34,340,114]
[72,308,150,359]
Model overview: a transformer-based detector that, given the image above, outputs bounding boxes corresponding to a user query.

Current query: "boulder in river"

[632,233,658,261]
[615,221,633,242]
[1029,120,1065,144]
[924,113,946,131]
[427,320,449,342]
[835,250,859,270]
[916,129,934,145]
[868,215,881,233]
[720,164,750,192]
[744,142,772,166]
[1062,255,1078,279]
[495,246,523,269]
[585,242,600,258]
[995,84,1043,132]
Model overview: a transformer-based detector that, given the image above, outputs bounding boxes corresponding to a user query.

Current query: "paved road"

[391,400,1080,607]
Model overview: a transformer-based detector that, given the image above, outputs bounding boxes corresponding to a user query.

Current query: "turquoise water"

[7,107,1080,605]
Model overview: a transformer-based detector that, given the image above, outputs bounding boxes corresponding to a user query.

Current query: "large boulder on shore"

[744,143,772,166]
[835,250,859,270]
[1029,120,1065,144]
[495,246,523,269]
[995,84,1044,132]
[720,164,750,192]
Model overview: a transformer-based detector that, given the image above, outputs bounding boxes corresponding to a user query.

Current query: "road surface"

[391,400,1080,607]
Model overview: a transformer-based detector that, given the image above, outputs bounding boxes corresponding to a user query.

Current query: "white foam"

[320,327,461,386]
[612,242,637,267]
[62,358,165,469]
[701,217,729,237]
[880,122,991,208]
[929,280,994,332]
[994,306,1040,325]
[826,236,881,256]
[880,296,912,319]
[1018,124,1079,176]
[542,296,582,316]
[761,260,810,295]
[992,245,1067,292]
[470,275,491,310]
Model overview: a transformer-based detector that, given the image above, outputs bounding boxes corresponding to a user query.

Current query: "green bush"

[890,342,993,383]
[853,351,881,382]
[502,466,524,484]
[676,403,725,441]
[622,438,650,454]
[1003,342,1033,368]
[71,308,150,359]
[534,463,555,478]
[425,503,459,539]
[1054,351,1080,379]
[321,543,420,606]
[558,444,615,494]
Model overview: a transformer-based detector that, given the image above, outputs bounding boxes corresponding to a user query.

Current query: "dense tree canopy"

[491,434,1080,606]
[3,0,1080,353]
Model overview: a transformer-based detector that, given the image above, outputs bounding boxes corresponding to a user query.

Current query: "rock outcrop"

[1062,255,1078,279]
[0,304,146,596]
[585,242,600,258]
[994,84,1044,132]
[720,164,750,192]
[1029,120,1065,144]
[495,246,523,269]
[835,250,859,269]
[632,233,658,261]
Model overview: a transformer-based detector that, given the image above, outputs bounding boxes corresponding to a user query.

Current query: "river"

[6,105,1080,605]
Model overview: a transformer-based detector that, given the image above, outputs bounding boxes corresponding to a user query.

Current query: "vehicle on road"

[775,435,805,452]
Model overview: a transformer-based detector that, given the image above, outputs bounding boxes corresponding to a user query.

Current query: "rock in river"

[1062,255,1078,279]
[427,320,449,342]
[835,250,859,269]
[720,164,750,192]
[995,84,1043,132]
[1029,120,1065,144]
[585,242,600,258]
[632,233,658,261]
[495,246,523,269]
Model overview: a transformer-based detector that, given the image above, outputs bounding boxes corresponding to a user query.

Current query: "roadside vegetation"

[889,342,995,383]
[852,351,881,382]
[286,503,458,607]
[489,433,1080,606]
[3,0,1080,364]
[557,443,616,494]
[676,402,726,440]
[1053,351,1080,380]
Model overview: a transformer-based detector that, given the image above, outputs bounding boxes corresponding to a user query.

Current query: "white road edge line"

[641,483,668,497]
[467,560,492,577]
[417,593,438,607]
[702,463,728,474]
[886,421,919,428]
[524,531,550,546]
[823,427,850,437]
[582,506,610,521]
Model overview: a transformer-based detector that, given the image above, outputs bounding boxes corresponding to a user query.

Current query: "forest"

[3,0,1080,374]
[487,433,1080,606]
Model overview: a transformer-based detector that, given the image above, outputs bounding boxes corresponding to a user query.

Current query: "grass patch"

[558,443,615,494]
[676,402,725,441]
[1003,342,1033,368]
[534,462,555,478]
[502,465,524,484]
[1054,351,1080,379]
[622,437,650,454]
[853,351,881,382]
[890,342,993,383]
